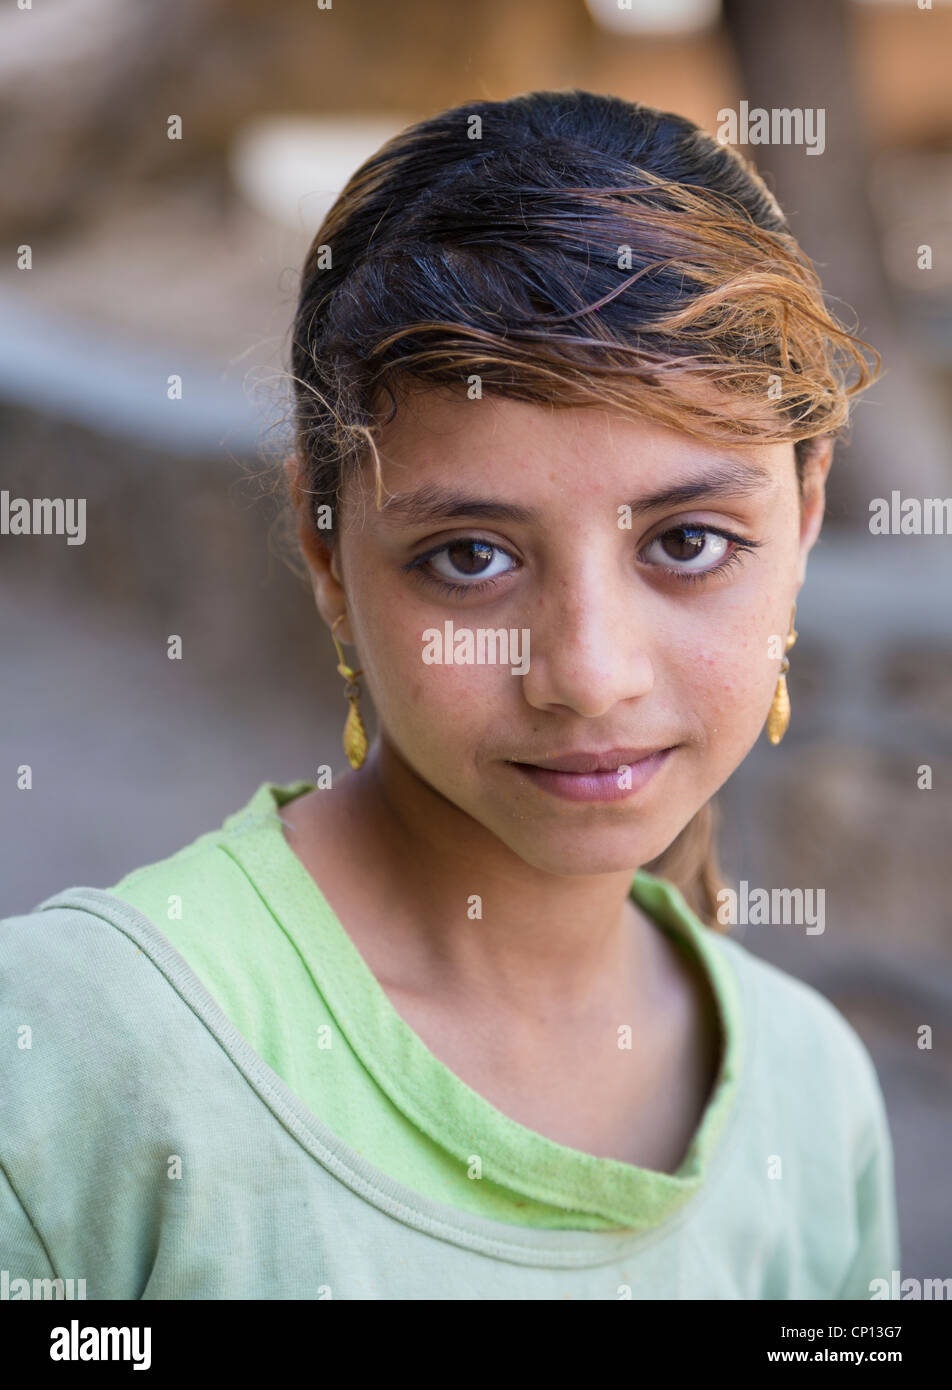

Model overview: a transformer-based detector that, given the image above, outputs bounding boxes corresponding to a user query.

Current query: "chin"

[497,822,673,879]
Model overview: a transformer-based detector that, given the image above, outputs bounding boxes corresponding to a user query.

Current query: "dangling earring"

[330,615,368,769]
[766,602,798,746]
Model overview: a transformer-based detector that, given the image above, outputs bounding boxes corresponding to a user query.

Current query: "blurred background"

[1,0,949,1280]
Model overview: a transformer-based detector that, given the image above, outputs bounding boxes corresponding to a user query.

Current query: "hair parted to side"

[285,88,881,928]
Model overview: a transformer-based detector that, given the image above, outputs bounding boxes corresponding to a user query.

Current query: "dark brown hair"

[285,88,880,926]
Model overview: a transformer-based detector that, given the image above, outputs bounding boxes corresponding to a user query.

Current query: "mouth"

[505,746,677,803]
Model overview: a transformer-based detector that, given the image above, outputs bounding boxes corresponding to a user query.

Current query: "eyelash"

[404,526,762,598]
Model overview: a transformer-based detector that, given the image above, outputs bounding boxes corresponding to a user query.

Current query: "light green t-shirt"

[0,779,901,1298]
[108,780,742,1231]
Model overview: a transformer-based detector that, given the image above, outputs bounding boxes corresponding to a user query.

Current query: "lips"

[507,747,675,803]
[510,747,673,774]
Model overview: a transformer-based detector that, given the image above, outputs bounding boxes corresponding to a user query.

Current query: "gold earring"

[766,602,798,746]
[331,615,368,769]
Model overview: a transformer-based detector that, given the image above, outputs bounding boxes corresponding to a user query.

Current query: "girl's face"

[304,386,829,876]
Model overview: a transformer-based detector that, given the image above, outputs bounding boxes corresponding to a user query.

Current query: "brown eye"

[643,525,730,573]
[661,528,707,561]
[442,540,495,575]
[414,536,519,590]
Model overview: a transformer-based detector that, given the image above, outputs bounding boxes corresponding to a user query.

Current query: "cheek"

[675,610,783,741]
[359,619,502,755]
[346,566,499,769]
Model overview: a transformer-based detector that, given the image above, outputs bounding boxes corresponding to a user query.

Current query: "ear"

[285,454,354,644]
[795,437,833,590]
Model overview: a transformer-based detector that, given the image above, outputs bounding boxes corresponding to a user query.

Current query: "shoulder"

[0,831,243,1017]
[0,780,311,1086]
[1,893,154,1002]
[0,780,307,1116]
[0,892,276,1299]
[0,798,263,1094]
[702,931,900,1296]
[709,929,891,1160]
[0,894,204,1080]
[0,879,263,1148]
[0,894,199,1269]
[713,928,878,1075]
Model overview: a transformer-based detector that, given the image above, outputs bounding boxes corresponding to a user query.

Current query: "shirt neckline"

[219,780,747,1233]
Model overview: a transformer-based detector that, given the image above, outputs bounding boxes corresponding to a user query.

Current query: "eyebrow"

[377,457,775,527]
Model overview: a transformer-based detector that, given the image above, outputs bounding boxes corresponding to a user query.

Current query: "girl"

[1,90,899,1299]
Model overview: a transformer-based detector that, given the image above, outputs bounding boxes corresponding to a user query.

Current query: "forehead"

[354,385,791,524]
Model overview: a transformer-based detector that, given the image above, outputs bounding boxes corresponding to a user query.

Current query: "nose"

[519,567,655,718]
